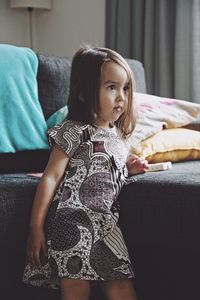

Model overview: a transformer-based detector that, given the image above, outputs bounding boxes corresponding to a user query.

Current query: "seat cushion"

[119,160,200,249]
[0,150,50,174]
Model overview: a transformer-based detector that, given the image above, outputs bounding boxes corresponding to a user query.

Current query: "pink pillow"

[129,93,200,150]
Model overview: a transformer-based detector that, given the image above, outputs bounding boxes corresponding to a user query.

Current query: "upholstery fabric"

[119,161,200,300]
[0,150,50,174]
[37,54,72,120]
[119,160,200,249]
[126,59,146,93]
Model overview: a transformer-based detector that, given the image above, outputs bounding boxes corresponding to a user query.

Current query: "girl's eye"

[123,85,129,92]
[108,85,115,90]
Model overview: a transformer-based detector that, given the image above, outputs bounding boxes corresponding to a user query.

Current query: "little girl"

[23,46,148,300]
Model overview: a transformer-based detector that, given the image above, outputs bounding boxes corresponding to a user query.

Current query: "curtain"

[106,0,200,103]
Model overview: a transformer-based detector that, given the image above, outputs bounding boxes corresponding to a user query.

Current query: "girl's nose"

[117,90,125,101]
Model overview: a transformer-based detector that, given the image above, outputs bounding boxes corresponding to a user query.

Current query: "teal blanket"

[0,44,48,153]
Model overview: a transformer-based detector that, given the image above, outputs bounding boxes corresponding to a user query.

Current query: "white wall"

[0,0,105,57]
[0,0,29,47]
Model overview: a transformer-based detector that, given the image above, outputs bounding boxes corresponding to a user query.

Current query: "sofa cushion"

[37,54,72,120]
[126,59,146,93]
[119,160,200,249]
[0,150,50,174]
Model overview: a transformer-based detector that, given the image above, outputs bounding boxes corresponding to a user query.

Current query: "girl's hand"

[26,227,47,267]
[126,154,149,175]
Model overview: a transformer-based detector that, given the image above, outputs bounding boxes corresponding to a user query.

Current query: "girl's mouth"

[114,106,123,112]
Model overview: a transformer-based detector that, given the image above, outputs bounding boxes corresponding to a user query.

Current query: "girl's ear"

[93,112,97,119]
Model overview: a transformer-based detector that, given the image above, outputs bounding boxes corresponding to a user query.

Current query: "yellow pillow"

[134,128,200,163]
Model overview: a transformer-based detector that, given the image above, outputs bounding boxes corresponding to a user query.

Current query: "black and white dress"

[23,120,134,288]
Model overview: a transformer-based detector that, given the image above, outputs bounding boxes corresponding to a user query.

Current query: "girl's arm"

[126,154,148,175]
[27,144,69,266]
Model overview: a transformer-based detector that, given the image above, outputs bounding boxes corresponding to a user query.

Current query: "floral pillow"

[129,93,200,151]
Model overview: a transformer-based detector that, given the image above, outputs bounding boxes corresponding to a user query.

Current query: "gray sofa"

[1,53,200,300]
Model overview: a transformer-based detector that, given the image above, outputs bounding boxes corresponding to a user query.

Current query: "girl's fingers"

[142,161,149,168]
[28,250,36,266]
[33,250,41,266]
[27,247,41,266]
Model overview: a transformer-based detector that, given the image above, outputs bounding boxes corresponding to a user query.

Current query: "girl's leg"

[103,279,138,300]
[60,278,91,300]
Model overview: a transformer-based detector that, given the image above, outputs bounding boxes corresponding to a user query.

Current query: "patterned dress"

[23,120,134,288]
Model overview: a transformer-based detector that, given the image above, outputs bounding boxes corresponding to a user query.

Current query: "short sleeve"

[47,120,83,158]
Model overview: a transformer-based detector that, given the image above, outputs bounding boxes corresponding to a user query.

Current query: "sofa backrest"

[37,54,146,120]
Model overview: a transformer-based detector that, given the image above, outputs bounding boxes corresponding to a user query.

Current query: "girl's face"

[96,61,130,128]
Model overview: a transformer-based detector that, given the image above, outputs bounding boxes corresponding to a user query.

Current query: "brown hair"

[67,45,136,138]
